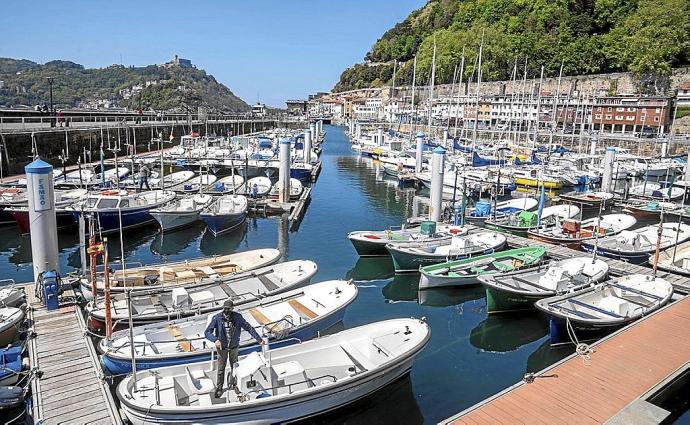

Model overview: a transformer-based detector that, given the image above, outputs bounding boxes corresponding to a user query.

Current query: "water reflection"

[526,339,574,373]
[470,313,548,353]
[346,257,394,282]
[150,223,205,256]
[199,222,247,256]
[303,375,423,425]
[418,285,485,307]
[382,273,419,303]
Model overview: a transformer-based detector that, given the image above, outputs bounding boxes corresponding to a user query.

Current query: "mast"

[535,65,545,147]
[550,62,564,146]
[427,38,437,138]
[447,64,458,131]
[410,55,418,143]
[472,30,485,147]
[453,48,465,138]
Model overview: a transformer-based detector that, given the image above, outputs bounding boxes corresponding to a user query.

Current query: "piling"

[685,149,690,181]
[430,146,446,222]
[278,139,291,203]
[309,122,316,146]
[355,123,362,141]
[601,146,616,193]
[590,136,598,164]
[442,129,449,149]
[25,158,59,281]
[303,129,312,164]
[415,132,424,173]
[661,138,668,158]
[377,127,384,146]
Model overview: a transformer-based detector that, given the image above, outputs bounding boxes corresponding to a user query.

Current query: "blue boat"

[0,346,22,385]
[471,151,508,167]
[290,163,313,181]
[99,280,358,374]
[200,195,248,236]
[68,190,177,234]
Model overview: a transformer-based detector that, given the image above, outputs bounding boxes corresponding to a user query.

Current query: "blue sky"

[0,0,425,107]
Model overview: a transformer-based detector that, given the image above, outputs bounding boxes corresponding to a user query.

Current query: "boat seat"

[258,275,279,292]
[340,341,375,372]
[217,199,235,214]
[185,367,215,406]
[197,266,217,277]
[272,361,309,394]
[288,299,318,321]
[598,296,632,317]
[189,290,215,306]
[157,376,178,406]
[179,198,195,211]
[166,324,194,352]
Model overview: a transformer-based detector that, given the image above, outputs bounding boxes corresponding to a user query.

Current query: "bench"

[157,376,178,406]
[185,367,215,406]
[340,341,376,372]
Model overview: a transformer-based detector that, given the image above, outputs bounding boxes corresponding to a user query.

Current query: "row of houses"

[293,81,690,135]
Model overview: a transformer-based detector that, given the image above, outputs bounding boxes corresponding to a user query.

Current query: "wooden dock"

[27,285,122,424]
[465,224,690,293]
[443,294,690,424]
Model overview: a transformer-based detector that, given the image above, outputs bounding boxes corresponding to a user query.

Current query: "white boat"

[149,170,196,189]
[0,284,25,308]
[171,174,218,193]
[651,240,690,276]
[100,280,359,374]
[200,195,248,236]
[0,307,24,347]
[87,260,318,330]
[465,197,538,222]
[535,274,673,341]
[204,175,245,195]
[527,213,637,249]
[151,194,214,231]
[348,224,467,256]
[80,248,282,299]
[246,177,272,197]
[116,318,430,425]
[628,183,684,201]
[582,223,690,264]
[269,178,304,200]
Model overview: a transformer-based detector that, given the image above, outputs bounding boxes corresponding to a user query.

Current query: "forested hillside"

[334,0,690,92]
[0,58,249,112]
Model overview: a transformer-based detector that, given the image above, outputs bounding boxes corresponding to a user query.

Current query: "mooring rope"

[565,316,593,365]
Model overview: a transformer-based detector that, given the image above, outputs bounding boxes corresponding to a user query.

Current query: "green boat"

[418,246,546,289]
[485,205,580,236]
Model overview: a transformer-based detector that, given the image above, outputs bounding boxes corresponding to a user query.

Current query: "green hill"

[0,58,249,112]
[334,0,690,92]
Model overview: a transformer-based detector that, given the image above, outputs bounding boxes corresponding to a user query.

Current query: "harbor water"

[0,125,574,424]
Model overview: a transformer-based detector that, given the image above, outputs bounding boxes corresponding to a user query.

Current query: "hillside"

[334,0,690,92]
[0,58,249,112]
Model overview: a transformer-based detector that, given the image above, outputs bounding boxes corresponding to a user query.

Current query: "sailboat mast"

[472,31,484,147]
[453,49,465,138]
[427,39,437,138]
[410,55,418,143]
[550,62,564,146]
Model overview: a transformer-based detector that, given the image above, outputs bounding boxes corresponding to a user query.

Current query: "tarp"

[473,201,492,217]
[472,151,507,167]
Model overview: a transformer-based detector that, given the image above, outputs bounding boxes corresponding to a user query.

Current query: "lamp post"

[47,77,55,127]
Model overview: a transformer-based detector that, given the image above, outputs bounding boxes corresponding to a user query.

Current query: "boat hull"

[72,208,156,234]
[388,246,502,273]
[418,273,480,289]
[484,286,546,314]
[201,212,246,236]
[526,233,582,250]
[514,178,562,189]
[152,210,200,232]
[580,244,650,265]
[13,209,77,234]
[349,237,390,256]
[485,222,530,237]
[548,316,626,345]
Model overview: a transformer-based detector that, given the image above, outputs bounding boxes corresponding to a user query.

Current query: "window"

[98,199,119,209]
[616,107,625,112]
[655,108,661,113]
[594,114,602,120]
[654,117,660,122]
[607,107,612,112]
[615,115,624,120]
[606,114,612,120]
[597,107,602,112]
[626,116,635,121]
[628,107,636,112]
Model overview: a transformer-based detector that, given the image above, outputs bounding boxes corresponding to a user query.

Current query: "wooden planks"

[28,289,122,424]
[443,293,690,424]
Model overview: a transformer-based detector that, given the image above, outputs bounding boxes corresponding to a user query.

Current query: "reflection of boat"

[470,313,548,353]
[417,285,485,307]
[382,274,419,302]
[345,257,394,282]
[116,318,430,425]
[199,223,246,256]
[525,339,573,374]
[150,223,205,256]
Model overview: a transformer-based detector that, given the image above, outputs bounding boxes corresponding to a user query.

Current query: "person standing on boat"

[205,299,265,398]
[138,164,151,191]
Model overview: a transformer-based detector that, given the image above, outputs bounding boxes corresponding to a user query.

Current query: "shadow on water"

[300,374,423,425]
[198,222,247,256]
[150,222,205,256]
[470,313,549,353]
[525,339,574,373]
[383,274,486,308]
[346,257,395,282]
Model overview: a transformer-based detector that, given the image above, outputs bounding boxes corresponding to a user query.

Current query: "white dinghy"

[151,193,214,231]
[246,177,272,197]
[117,318,430,425]
[0,307,24,347]
[100,280,359,375]
[0,284,26,308]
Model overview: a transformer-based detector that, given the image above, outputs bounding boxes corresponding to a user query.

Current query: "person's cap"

[223,300,234,310]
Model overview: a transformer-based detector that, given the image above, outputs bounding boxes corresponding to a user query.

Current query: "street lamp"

[47,77,55,127]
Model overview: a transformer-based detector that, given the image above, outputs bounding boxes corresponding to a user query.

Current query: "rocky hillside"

[334,0,690,92]
[0,58,249,112]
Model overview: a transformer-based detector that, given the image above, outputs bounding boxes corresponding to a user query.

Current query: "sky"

[0,0,426,107]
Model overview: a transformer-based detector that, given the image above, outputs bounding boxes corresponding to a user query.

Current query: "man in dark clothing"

[204,299,264,398]
[139,164,151,191]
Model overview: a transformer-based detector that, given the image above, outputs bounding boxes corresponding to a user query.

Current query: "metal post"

[278,139,291,203]
[429,147,446,222]
[601,146,616,194]
[303,129,312,164]
[415,132,424,174]
[25,158,59,282]
[103,238,113,340]
[127,289,138,389]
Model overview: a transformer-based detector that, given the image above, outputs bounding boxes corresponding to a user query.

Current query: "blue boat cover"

[472,201,492,217]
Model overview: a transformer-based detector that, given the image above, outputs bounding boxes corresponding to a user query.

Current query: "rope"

[565,316,593,365]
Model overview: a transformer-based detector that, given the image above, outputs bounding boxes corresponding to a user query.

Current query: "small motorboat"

[79,248,281,300]
[480,257,609,314]
[581,223,690,264]
[246,176,272,198]
[347,222,466,257]
[535,274,673,343]
[628,183,684,201]
[268,178,304,200]
[116,318,430,425]
[419,246,546,289]
[0,308,24,347]
[650,240,690,276]
[527,214,637,249]
[623,199,683,220]
[171,174,218,193]
[5,188,87,234]
[150,193,214,231]
[0,347,22,386]
[486,204,580,236]
[386,231,507,273]
[68,190,177,234]
[200,195,248,236]
[149,170,195,189]
[203,175,245,195]
[557,191,614,211]
[87,260,318,331]
[100,280,358,374]
[0,285,25,308]
[465,197,538,222]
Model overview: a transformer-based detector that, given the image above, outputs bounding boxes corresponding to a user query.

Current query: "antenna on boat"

[671,180,688,264]
[127,287,138,391]
[652,206,665,277]
[591,195,605,264]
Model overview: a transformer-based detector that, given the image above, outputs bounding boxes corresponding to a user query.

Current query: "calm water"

[1,125,575,424]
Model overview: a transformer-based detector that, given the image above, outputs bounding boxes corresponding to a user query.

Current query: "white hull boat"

[0,307,24,347]
[117,318,431,425]
[151,194,214,231]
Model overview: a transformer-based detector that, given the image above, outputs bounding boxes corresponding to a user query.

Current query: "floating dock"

[443,294,690,424]
[26,284,122,424]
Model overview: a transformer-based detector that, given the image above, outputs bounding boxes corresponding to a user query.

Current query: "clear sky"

[0,0,426,107]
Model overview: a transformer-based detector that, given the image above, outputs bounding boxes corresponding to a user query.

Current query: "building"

[251,103,266,118]
[591,96,671,133]
[286,100,307,116]
[163,54,192,69]
[677,82,690,107]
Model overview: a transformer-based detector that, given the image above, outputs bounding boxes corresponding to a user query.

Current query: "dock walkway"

[27,285,121,424]
[465,224,690,293]
[443,294,690,424]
